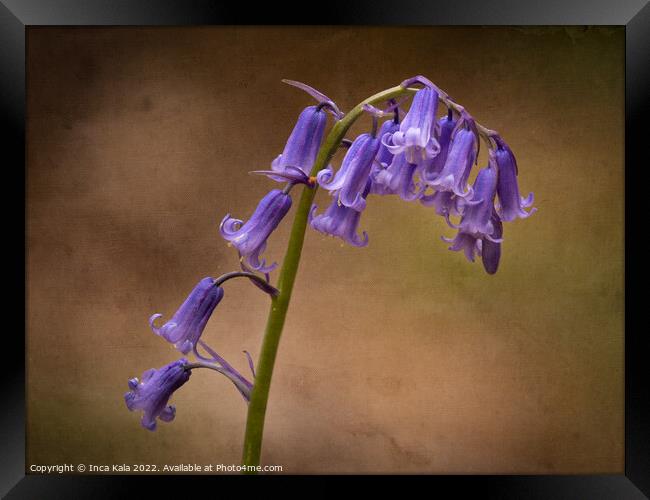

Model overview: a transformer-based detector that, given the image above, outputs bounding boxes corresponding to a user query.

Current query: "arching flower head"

[382,86,440,164]
[309,178,371,247]
[149,277,223,355]
[317,133,380,212]
[493,137,536,221]
[124,358,191,431]
[220,189,292,273]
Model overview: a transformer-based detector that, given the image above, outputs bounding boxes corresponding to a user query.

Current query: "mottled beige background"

[26,27,624,474]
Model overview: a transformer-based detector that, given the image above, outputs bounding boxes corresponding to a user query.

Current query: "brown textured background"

[26,27,624,474]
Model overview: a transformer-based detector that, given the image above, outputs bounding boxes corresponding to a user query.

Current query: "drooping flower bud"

[493,138,536,221]
[382,86,440,164]
[149,277,223,355]
[270,105,328,181]
[420,111,457,183]
[426,126,477,198]
[309,178,371,247]
[125,359,191,431]
[220,189,292,273]
[317,133,381,212]
[371,153,422,201]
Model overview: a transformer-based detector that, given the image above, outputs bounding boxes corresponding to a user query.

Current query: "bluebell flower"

[426,126,478,198]
[371,153,422,201]
[420,190,463,219]
[150,277,223,355]
[125,358,191,431]
[220,189,292,273]
[493,137,536,221]
[309,178,371,247]
[443,164,503,267]
[382,86,440,164]
[448,165,500,238]
[420,111,457,184]
[317,133,380,212]
[267,79,342,182]
[270,105,328,181]
[375,118,400,167]
[369,119,399,196]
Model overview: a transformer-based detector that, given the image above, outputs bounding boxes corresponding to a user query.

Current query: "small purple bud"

[481,210,503,274]
[270,105,327,180]
[382,86,440,164]
[149,277,223,354]
[124,359,191,431]
[494,141,536,221]
[318,133,380,212]
[220,189,292,273]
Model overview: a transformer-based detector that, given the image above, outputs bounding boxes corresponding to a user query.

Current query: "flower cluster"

[126,75,535,433]
[219,76,534,275]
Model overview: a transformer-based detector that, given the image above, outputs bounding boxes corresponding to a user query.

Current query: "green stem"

[241,85,416,470]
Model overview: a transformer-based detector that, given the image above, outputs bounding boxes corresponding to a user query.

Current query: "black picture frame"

[3,1,648,497]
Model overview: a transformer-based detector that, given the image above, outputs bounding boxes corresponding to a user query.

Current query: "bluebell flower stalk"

[242,84,420,469]
[126,76,534,471]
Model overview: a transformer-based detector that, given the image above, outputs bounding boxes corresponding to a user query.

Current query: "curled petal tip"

[522,192,535,207]
[219,214,243,237]
[308,203,318,224]
[149,313,163,334]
